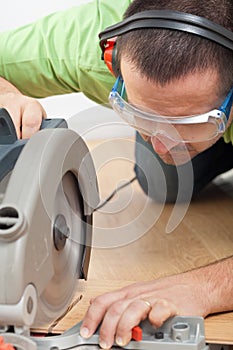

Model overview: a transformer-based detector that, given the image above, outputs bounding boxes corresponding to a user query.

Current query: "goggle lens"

[109,77,231,143]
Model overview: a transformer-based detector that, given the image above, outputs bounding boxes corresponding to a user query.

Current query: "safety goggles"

[109,76,233,143]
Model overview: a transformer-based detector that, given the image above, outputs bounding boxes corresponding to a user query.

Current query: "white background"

[1,0,133,139]
[0,0,91,31]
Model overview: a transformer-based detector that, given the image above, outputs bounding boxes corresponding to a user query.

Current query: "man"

[0,0,232,349]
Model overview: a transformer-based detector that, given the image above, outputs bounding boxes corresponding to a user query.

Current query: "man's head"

[115,0,233,165]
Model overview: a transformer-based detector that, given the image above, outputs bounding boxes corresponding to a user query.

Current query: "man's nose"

[151,134,180,154]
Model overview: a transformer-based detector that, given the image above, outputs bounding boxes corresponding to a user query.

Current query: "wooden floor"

[42,137,233,344]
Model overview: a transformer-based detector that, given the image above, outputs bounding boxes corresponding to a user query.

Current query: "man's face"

[121,58,233,165]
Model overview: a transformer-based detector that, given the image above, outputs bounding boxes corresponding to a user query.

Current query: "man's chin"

[158,152,196,165]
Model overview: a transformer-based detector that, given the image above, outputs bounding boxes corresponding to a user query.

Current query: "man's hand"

[0,92,46,139]
[80,257,233,349]
[80,271,211,349]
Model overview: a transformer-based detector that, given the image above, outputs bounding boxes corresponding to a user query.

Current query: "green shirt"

[0,0,131,104]
[0,0,232,144]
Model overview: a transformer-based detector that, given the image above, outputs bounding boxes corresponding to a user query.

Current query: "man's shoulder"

[77,0,132,32]
[75,0,132,103]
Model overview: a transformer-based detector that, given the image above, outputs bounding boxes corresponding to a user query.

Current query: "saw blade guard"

[0,128,99,328]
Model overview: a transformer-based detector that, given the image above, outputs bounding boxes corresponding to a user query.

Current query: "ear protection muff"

[100,37,117,76]
[99,10,233,77]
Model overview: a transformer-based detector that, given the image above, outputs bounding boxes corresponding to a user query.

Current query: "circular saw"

[0,108,99,329]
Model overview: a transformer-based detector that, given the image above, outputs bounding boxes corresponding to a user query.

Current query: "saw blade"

[35,171,86,327]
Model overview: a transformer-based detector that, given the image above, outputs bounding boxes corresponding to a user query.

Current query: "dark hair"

[116,0,233,96]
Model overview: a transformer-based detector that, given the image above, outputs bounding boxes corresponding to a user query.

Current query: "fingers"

[113,299,178,348]
[0,93,46,139]
[98,299,132,349]
[21,99,46,139]
[80,289,127,339]
[148,299,179,328]
[109,299,152,348]
[81,295,179,349]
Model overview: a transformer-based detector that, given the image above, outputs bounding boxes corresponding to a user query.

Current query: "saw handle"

[0,108,67,144]
[0,108,18,144]
[0,108,68,182]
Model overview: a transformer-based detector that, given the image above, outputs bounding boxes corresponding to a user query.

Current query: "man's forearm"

[193,256,233,314]
[0,77,21,94]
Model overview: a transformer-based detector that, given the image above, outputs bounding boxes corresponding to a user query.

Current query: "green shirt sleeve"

[223,124,233,145]
[0,0,132,104]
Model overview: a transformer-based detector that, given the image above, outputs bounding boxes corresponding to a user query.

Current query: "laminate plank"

[33,138,233,344]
